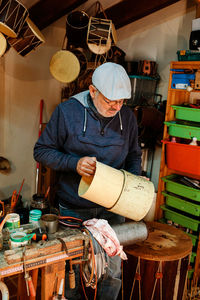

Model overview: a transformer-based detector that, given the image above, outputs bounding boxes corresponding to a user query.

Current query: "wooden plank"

[29,0,88,30]
[100,0,181,29]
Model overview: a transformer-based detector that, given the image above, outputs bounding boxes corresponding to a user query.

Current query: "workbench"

[0,227,90,299]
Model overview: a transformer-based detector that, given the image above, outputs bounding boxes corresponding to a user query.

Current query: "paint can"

[5,213,20,229]
[9,231,34,249]
[29,209,42,227]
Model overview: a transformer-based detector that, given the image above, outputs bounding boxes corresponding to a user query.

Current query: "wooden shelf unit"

[155,61,200,220]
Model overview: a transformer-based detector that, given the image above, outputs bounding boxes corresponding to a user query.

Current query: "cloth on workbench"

[83,218,127,260]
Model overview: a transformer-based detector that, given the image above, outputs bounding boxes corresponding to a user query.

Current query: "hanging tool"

[23,246,36,297]
[35,99,44,194]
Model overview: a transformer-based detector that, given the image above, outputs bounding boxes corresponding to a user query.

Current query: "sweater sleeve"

[33,105,79,172]
[124,113,142,175]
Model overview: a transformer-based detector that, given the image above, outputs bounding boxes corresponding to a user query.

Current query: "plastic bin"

[162,140,200,176]
[162,174,200,201]
[172,105,200,123]
[164,121,200,140]
[177,50,200,61]
[162,191,200,216]
[160,205,200,231]
[171,73,195,89]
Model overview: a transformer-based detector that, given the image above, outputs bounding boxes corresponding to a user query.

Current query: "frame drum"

[0,0,28,38]
[0,32,6,56]
[122,222,192,300]
[7,17,45,56]
[87,17,112,55]
[50,50,80,83]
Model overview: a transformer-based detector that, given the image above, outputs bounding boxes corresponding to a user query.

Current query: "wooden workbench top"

[0,227,89,277]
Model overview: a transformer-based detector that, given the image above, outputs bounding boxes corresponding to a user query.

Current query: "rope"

[129,256,141,300]
[150,261,163,300]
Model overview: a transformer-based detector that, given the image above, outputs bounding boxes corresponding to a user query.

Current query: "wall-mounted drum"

[122,221,192,300]
[66,10,89,48]
[87,17,112,55]
[0,0,28,38]
[0,32,7,57]
[69,47,88,78]
[7,17,45,56]
[49,50,80,83]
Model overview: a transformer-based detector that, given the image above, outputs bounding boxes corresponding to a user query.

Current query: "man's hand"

[76,157,96,177]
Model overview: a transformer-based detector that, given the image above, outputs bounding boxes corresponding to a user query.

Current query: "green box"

[177,50,200,61]
[188,269,194,280]
[190,252,197,264]
[172,105,200,123]
[186,232,198,247]
[162,191,200,216]
[164,121,200,140]
[160,205,200,231]
[162,175,200,202]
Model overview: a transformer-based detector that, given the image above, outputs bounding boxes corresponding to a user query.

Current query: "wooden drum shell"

[122,222,192,300]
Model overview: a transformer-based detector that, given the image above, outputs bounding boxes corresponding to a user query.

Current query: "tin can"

[5,213,20,229]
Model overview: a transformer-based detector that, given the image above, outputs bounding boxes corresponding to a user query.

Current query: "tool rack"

[156,61,200,281]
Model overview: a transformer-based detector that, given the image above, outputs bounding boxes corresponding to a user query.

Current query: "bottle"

[189,137,198,146]
[171,137,176,143]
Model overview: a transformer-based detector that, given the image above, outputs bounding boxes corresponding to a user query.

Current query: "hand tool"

[23,246,36,297]
[16,178,25,202]
[32,227,48,242]
[10,190,17,212]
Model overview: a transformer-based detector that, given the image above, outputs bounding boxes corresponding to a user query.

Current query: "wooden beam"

[29,0,88,30]
[101,0,181,29]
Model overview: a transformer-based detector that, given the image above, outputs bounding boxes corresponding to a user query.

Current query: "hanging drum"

[69,47,88,78]
[66,10,89,48]
[0,32,7,57]
[87,17,112,55]
[7,17,45,56]
[49,50,80,83]
[0,0,28,38]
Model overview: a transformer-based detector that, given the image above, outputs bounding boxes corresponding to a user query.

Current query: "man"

[34,62,142,300]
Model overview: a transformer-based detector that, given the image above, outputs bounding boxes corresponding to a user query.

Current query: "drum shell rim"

[66,10,89,30]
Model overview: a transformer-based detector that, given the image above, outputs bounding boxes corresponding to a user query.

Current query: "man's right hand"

[76,157,96,177]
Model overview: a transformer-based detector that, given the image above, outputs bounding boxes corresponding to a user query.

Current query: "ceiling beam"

[29,0,88,30]
[101,0,181,29]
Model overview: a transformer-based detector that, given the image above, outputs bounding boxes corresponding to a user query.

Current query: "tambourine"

[0,32,7,57]
[0,0,28,38]
[7,17,45,56]
[87,17,112,55]
[49,50,80,83]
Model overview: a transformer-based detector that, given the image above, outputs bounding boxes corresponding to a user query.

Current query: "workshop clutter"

[0,0,45,58]
[78,161,155,221]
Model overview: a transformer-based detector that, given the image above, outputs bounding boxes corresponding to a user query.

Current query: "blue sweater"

[33,91,142,208]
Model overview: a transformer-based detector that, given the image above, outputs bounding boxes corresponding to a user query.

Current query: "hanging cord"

[61,34,68,50]
[129,256,141,300]
[151,261,163,300]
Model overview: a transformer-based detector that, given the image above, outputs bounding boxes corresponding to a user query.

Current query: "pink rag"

[83,218,127,260]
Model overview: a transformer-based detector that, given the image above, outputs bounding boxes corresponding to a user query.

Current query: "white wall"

[0,0,196,203]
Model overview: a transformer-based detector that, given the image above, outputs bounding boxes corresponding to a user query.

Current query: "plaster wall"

[0,0,196,203]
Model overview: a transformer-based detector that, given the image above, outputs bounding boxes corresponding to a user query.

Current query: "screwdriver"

[23,246,36,297]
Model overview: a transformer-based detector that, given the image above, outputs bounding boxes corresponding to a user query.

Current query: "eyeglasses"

[101,95,126,106]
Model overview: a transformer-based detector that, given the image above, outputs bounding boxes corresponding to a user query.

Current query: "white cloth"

[83,218,127,260]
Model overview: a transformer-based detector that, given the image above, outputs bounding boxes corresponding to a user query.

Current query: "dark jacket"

[33,90,142,208]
